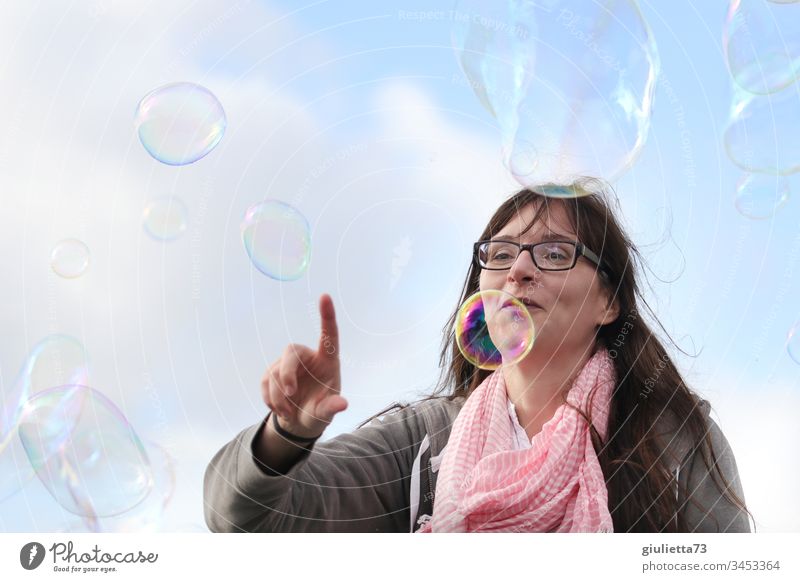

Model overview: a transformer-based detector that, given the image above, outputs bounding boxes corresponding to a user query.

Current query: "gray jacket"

[203,396,751,533]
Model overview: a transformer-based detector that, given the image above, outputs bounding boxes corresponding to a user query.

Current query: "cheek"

[551,274,597,314]
[478,272,494,293]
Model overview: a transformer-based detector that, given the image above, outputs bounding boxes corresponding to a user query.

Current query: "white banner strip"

[1,533,798,581]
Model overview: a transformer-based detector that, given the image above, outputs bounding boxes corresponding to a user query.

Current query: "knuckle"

[281,373,294,391]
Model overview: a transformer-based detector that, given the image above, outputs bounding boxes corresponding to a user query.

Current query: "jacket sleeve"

[678,417,751,532]
[203,402,429,533]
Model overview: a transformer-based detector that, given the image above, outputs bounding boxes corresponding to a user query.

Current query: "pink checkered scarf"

[417,348,616,533]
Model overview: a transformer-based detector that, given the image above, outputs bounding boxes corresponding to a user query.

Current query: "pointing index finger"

[318,293,339,359]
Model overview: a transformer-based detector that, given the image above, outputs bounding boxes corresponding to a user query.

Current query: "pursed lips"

[503,296,543,310]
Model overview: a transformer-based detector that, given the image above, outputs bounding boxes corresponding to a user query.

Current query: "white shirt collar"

[507,395,533,449]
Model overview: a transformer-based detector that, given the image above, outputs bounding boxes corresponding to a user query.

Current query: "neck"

[502,342,596,422]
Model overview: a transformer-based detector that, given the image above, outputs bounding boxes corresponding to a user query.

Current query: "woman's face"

[478,202,619,357]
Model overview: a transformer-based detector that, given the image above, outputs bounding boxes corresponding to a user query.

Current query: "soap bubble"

[1,335,89,450]
[453,0,659,185]
[74,441,176,532]
[50,239,89,278]
[0,335,90,501]
[536,183,587,199]
[455,290,535,370]
[734,173,790,219]
[506,138,539,181]
[451,0,538,121]
[17,385,153,517]
[241,200,311,281]
[99,441,175,531]
[724,87,800,175]
[142,197,189,241]
[788,321,800,365]
[0,433,32,502]
[724,0,800,95]
[135,82,226,166]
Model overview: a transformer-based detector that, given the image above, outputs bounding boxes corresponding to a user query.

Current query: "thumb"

[316,394,348,421]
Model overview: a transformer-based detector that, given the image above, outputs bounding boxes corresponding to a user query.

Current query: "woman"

[204,179,753,533]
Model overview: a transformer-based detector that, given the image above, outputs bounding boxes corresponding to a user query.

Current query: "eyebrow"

[489,231,576,243]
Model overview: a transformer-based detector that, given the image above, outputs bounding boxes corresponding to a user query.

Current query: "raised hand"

[261,293,348,439]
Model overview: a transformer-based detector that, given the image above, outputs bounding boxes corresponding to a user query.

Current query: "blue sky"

[0,0,798,532]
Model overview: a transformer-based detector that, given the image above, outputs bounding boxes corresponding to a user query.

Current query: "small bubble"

[241,200,311,281]
[135,82,226,166]
[734,173,790,219]
[142,197,189,241]
[50,239,90,278]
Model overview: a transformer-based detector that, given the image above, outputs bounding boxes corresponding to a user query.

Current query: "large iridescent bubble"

[241,200,312,281]
[724,0,800,95]
[0,335,90,500]
[451,0,538,121]
[455,290,535,370]
[17,385,153,517]
[724,87,800,175]
[0,436,31,503]
[65,441,176,533]
[135,82,226,166]
[452,0,659,187]
[2,335,90,435]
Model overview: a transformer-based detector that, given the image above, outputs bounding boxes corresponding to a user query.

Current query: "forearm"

[204,402,428,532]
[253,413,320,475]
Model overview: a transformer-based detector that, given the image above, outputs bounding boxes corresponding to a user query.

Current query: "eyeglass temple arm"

[578,243,602,269]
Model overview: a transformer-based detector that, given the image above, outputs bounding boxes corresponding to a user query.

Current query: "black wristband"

[268,410,322,444]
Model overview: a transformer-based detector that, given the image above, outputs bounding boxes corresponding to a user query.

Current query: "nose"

[508,248,540,283]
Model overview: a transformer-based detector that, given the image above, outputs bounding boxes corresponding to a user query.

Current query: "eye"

[536,243,573,264]
[485,242,518,262]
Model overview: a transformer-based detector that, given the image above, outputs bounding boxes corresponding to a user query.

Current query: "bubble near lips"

[455,290,536,370]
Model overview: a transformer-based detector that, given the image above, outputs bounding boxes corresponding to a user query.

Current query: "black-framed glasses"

[473,239,606,274]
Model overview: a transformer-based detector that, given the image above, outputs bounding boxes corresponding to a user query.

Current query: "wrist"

[269,410,323,443]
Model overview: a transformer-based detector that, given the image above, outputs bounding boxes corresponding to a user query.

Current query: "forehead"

[494,201,576,240]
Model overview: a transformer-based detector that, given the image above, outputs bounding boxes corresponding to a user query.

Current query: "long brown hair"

[359,178,754,533]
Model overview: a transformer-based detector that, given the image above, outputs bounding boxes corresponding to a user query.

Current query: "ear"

[596,288,621,327]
